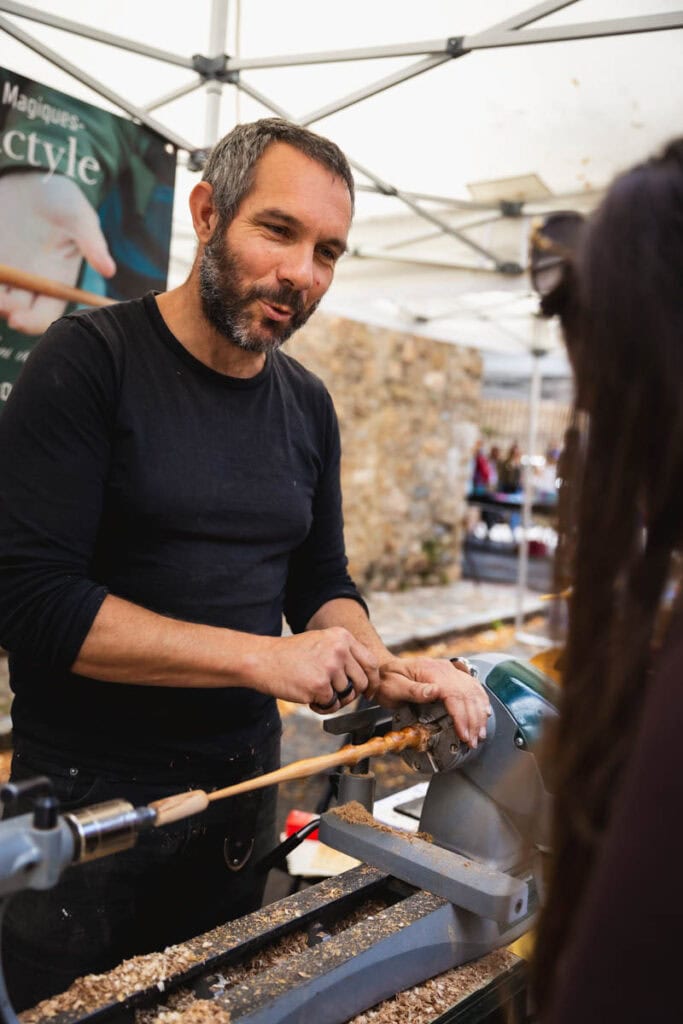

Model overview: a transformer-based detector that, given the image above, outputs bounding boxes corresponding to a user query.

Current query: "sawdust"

[136,990,231,1024]
[22,885,391,1022]
[207,895,390,995]
[21,944,203,1021]
[331,801,433,843]
[346,948,519,1024]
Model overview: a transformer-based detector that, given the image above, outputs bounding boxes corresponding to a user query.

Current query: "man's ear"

[189,181,220,244]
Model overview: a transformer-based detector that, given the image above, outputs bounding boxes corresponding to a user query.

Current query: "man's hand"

[0,172,116,334]
[376,656,492,748]
[255,627,380,714]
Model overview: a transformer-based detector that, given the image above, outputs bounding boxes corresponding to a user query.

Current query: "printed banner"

[0,66,177,402]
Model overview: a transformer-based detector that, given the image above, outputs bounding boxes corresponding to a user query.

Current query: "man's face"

[199,142,352,354]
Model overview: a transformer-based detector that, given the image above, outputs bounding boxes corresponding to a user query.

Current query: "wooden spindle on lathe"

[149,723,433,827]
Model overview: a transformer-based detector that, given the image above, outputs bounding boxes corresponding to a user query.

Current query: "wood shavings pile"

[346,948,518,1024]
[21,944,202,1021]
[331,800,433,842]
[136,990,231,1024]
[22,892,391,1023]
[130,945,519,1024]
[145,1003,230,1024]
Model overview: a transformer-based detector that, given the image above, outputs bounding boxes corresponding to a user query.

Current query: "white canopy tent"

[1,0,682,357]
[2,0,682,631]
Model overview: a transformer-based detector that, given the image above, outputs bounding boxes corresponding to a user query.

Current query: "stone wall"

[293,313,482,591]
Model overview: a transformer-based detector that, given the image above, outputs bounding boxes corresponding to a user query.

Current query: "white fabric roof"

[2,0,682,369]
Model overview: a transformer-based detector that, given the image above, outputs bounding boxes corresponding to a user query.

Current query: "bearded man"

[0,119,489,1008]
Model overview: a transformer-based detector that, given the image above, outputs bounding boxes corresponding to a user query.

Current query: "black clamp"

[322,704,393,744]
[192,53,229,79]
[0,775,58,830]
[323,705,393,796]
[376,182,399,197]
[446,36,470,58]
[500,199,524,218]
[187,148,211,172]
[496,260,524,275]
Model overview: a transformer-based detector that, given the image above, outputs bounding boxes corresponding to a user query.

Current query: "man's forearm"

[72,593,382,710]
[72,594,267,689]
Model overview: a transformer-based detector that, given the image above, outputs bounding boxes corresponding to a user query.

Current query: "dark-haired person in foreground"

[531,139,683,1021]
[0,119,490,1008]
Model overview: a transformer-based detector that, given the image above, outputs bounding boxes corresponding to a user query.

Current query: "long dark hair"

[532,138,683,1012]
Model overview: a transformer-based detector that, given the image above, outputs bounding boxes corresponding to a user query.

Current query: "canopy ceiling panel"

[1,0,682,362]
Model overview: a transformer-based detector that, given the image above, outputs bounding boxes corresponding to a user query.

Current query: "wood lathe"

[3,654,558,1024]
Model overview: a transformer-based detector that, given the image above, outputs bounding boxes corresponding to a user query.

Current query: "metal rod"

[232,77,292,119]
[204,0,229,146]
[0,0,193,68]
[515,331,545,636]
[382,228,446,252]
[362,213,507,254]
[224,6,679,71]
[348,246,505,274]
[226,38,453,71]
[355,183,495,211]
[349,157,508,267]
[478,0,579,34]
[141,78,204,115]
[299,54,451,126]
[466,12,683,51]
[0,15,197,153]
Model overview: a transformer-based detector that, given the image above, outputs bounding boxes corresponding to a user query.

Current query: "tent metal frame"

[1,0,682,275]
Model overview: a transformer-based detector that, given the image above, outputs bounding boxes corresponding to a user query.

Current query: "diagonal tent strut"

[0,11,197,151]
[233,76,519,274]
[0,0,192,68]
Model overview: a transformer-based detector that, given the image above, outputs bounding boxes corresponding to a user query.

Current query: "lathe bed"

[22,865,527,1024]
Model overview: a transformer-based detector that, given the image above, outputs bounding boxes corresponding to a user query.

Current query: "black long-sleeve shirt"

[0,294,365,771]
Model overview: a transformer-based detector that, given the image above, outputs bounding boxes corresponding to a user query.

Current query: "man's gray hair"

[201,118,355,227]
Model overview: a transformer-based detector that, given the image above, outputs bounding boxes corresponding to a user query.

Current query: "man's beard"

[199,230,318,354]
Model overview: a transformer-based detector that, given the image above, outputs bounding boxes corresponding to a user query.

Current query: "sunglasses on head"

[529,210,585,299]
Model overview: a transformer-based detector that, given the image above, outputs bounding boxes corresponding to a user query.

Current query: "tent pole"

[204,0,229,147]
[515,321,548,643]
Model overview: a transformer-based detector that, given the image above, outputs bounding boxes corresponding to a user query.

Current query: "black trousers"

[3,730,280,1012]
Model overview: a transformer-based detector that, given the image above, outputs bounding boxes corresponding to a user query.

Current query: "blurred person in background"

[471,438,492,493]
[498,442,522,494]
[487,444,501,492]
[531,139,683,1022]
[534,445,560,503]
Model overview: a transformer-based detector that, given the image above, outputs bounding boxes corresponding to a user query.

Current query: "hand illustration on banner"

[0,171,116,334]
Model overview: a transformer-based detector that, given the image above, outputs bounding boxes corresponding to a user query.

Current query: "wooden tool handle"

[150,789,210,827]
[149,723,432,828]
[0,263,115,309]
